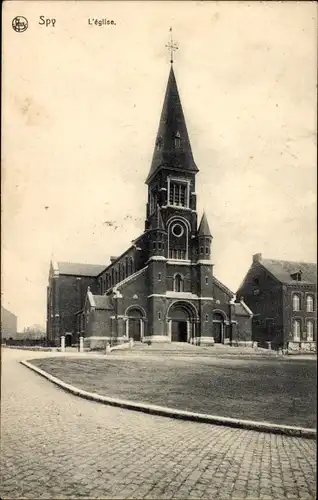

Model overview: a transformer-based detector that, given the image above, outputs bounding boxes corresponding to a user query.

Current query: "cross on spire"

[165,27,178,64]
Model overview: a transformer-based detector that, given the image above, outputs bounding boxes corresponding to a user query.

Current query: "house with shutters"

[236,253,317,351]
[47,62,253,349]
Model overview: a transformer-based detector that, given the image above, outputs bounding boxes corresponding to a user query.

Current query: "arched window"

[125,257,129,277]
[292,294,300,311]
[306,320,314,341]
[292,319,301,340]
[130,257,134,274]
[306,295,314,312]
[174,131,181,148]
[174,274,183,292]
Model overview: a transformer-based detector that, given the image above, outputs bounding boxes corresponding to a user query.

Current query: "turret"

[197,211,212,261]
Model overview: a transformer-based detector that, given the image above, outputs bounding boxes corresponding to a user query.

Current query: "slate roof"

[198,211,212,237]
[234,302,253,317]
[57,261,106,277]
[146,65,198,184]
[260,259,317,285]
[92,295,113,310]
[213,276,234,297]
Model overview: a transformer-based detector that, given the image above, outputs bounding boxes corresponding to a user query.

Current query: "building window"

[158,242,162,250]
[169,182,187,207]
[291,271,302,281]
[205,276,208,285]
[306,320,314,341]
[200,246,204,255]
[158,273,162,281]
[292,294,300,312]
[174,131,181,148]
[174,274,183,292]
[149,189,158,215]
[205,247,209,255]
[292,319,301,341]
[306,295,314,312]
[156,136,163,151]
[172,223,184,237]
[158,312,161,320]
[205,314,208,322]
[169,249,186,260]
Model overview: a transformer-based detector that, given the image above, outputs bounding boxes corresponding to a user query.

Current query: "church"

[47,57,253,350]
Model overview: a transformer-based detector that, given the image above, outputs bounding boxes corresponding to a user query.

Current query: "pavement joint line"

[21,359,316,440]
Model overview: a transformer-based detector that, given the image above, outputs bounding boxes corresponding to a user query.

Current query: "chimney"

[253,253,262,263]
[110,256,118,264]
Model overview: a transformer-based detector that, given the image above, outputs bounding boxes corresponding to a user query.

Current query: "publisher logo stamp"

[12,16,28,33]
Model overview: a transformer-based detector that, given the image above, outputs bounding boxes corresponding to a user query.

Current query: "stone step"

[110,342,277,357]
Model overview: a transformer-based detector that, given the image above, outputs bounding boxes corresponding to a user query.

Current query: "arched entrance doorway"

[125,307,145,341]
[213,312,225,343]
[167,302,198,343]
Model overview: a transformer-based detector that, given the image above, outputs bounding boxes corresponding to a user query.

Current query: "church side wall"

[58,275,98,340]
[235,315,253,344]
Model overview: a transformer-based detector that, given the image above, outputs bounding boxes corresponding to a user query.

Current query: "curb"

[21,360,316,440]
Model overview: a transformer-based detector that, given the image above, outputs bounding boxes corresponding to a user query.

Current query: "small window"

[158,242,162,250]
[292,294,300,312]
[158,273,162,281]
[205,314,208,322]
[292,319,301,341]
[306,320,314,341]
[291,271,302,281]
[306,295,314,312]
[174,131,181,148]
[158,312,161,320]
[156,136,163,151]
[205,276,208,285]
[152,242,156,250]
[200,247,204,254]
[205,247,209,255]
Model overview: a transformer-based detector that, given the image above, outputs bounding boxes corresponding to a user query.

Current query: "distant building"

[46,64,253,349]
[237,253,317,351]
[1,307,18,340]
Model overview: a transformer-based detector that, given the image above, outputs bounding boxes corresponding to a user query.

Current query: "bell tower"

[145,33,199,263]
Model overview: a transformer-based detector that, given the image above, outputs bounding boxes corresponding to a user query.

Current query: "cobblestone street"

[1,349,316,499]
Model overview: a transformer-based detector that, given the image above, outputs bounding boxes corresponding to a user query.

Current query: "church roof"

[146,65,198,184]
[56,261,106,277]
[198,211,212,237]
[91,295,113,310]
[260,258,317,285]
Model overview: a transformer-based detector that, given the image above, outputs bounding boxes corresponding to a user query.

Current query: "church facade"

[47,64,253,349]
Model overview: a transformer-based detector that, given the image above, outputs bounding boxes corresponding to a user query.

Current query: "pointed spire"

[149,204,165,231]
[198,211,212,237]
[146,65,198,184]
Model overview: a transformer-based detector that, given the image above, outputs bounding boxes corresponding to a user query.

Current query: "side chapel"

[47,57,253,349]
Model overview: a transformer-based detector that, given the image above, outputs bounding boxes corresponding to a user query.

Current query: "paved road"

[1,349,316,499]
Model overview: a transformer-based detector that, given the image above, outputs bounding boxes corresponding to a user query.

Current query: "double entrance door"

[128,319,141,341]
[171,321,188,342]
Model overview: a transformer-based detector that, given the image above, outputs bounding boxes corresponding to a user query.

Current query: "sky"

[2,1,317,331]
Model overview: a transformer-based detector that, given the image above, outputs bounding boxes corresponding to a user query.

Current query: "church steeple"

[145,65,198,185]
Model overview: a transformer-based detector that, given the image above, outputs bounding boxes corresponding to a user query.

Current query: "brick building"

[47,64,253,349]
[236,253,317,351]
[47,262,105,346]
[1,306,18,340]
